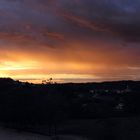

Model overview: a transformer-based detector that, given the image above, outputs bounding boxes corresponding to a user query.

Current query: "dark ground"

[0,78,140,139]
[2,116,140,140]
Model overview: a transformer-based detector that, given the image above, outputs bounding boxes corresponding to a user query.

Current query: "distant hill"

[0,77,139,127]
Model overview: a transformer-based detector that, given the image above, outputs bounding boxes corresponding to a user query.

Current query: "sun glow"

[0,40,139,83]
[0,58,101,83]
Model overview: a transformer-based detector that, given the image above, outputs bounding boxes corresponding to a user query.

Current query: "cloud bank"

[0,0,140,82]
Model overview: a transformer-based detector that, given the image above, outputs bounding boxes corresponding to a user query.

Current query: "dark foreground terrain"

[1,116,140,140]
[0,78,140,139]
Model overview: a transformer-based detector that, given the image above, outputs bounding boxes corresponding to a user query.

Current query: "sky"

[0,0,140,83]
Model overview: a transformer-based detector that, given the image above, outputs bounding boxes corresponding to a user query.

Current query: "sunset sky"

[0,0,140,83]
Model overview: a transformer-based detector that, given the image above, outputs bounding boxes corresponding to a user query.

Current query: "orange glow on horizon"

[0,41,139,83]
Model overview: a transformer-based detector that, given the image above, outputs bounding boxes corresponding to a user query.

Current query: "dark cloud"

[58,0,140,42]
[0,0,139,58]
[0,0,140,45]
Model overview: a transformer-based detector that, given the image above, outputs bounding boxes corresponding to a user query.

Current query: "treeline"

[0,78,140,126]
